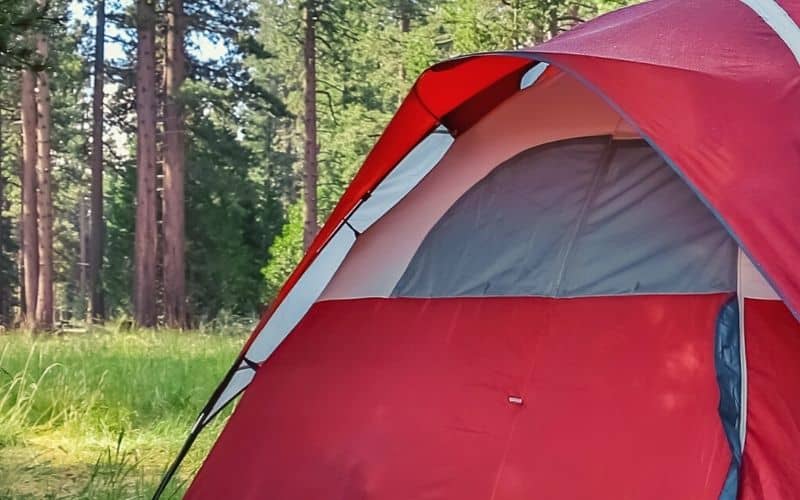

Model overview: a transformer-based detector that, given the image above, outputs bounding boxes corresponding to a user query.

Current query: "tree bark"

[20,68,38,330]
[162,0,187,328]
[133,0,158,327]
[78,195,88,317]
[547,7,560,40]
[0,110,10,326]
[302,0,318,251]
[88,0,106,322]
[398,0,410,105]
[34,25,54,331]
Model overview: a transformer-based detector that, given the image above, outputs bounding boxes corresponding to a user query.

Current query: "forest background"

[0,0,634,331]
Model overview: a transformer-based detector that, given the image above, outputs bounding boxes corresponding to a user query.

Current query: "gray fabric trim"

[737,0,800,66]
[392,137,736,298]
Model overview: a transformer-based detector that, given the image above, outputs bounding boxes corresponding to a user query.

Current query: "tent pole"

[152,419,202,499]
[152,353,246,499]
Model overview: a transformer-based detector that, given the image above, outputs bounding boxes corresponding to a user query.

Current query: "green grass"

[0,325,246,499]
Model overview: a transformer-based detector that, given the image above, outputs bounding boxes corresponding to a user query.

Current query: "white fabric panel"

[734,248,781,450]
[244,227,356,364]
[739,249,781,299]
[347,128,454,233]
[520,62,550,89]
[203,366,254,424]
[738,0,800,65]
[736,250,749,451]
[321,71,635,300]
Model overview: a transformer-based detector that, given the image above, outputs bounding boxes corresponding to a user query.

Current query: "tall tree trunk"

[398,0,410,105]
[89,0,106,322]
[302,0,318,251]
[78,195,88,317]
[34,25,54,331]
[163,0,187,328]
[20,68,38,330]
[133,0,158,327]
[547,7,560,40]
[16,209,25,327]
[0,110,9,326]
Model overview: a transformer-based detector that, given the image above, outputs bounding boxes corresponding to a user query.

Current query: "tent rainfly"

[155,0,800,498]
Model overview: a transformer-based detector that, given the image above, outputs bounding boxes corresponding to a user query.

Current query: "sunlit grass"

[0,325,245,499]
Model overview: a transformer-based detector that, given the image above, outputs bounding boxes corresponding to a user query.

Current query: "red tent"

[157,1,800,498]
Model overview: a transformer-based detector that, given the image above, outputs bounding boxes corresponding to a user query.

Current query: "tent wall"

[321,71,734,302]
[737,254,800,498]
[321,71,638,300]
[186,295,732,499]
[393,138,736,298]
[740,299,800,498]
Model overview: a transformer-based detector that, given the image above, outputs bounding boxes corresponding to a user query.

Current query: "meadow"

[0,322,247,499]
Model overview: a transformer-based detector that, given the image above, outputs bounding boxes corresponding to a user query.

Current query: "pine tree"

[302,0,318,251]
[34,3,54,329]
[0,84,19,326]
[133,0,158,327]
[163,0,187,328]
[88,0,106,321]
[20,66,38,330]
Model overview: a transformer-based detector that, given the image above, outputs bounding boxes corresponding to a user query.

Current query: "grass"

[0,323,246,499]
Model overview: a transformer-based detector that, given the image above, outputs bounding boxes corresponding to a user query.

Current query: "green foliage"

[0,83,19,324]
[49,13,92,320]
[0,0,50,70]
[262,201,303,302]
[183,78,284,317]
[104,154,137,317]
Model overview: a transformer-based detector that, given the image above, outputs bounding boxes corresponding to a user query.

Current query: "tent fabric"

[738,0,800,63]
[187,295,731,500]
[739,299,800,498]
[346,128,454,234]
[715,297,743,499]
[393,137,736,298]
